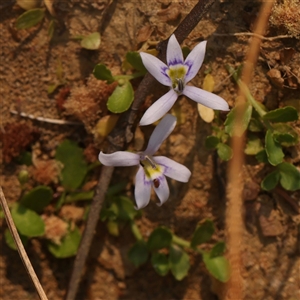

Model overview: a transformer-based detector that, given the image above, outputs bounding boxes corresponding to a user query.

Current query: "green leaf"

[261,171,280,191]
[210,242,226,258]
[114,196,140,221]
[277,162,300,191]
[55,140,88,190]
[128,241,149,267]
[272,123,299,147]
[217,143,233,161]
[169,245,190,281]
[47,227,81,258]
[20,186,53,213]
[262,106,298,123]
[4,229,28,251]
[147,227,172,251]
[224,103,252,137]
[81,32,101,50]
[205,136,220,150]
[244,134,263,155]
[191,220,215,248]
[106,220,119,236]
[202,252,230,282]
[125,52,147,73]
[265,129,284,166]
[65,191,94,203]
[93,64,114,83]
[11,204,45,237]
[16,8,45,30]
[248,118,264,132]
[151,252,169,276]
[107,81,134,113]
[255,149,269,163]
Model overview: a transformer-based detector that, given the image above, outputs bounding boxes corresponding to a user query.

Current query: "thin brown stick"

[0,187,48,300]
[10,110,82,125]
[213,32,291,41]
[223,1,275,300]
[274,187,299,214]
[65,1,216,300]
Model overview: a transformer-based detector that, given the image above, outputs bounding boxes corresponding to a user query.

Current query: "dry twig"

[213,32,291,41]
[0,187,48,300]
[222,1,275,299]
[10,110,82,125]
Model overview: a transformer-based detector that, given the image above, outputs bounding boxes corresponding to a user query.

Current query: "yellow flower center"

[167,65,187,93]
[140,156,163,180]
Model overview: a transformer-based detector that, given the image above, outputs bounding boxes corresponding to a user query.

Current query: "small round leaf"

[128,241,149,267]
[151,252,169,276]
[261,171,280,191]
[55,140,88,190]
[203,252,230,282]
[4,228,28,251]
[277,162,300,191]
[11,204,45,237]
[191,220,215,248]
[93,64,114,83]
[265,129,284,166]
[169,245,190,281]
[20,186,53,213]
[244,134,263,155]
[47,227,81,258]
[107,81,134,113]
[147,227,172,251]
[217,143,233,161]
[205,136,220,150]
[80,32,101,50]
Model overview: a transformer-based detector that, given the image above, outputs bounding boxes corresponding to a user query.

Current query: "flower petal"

[144,114,176,155]
[134,166,151,209]
[167,34,184,66]
[153,175,170,206]
[154,156,191,182]
[184,41,207,83]
[183,85,229,111]
[140,89,178,126]
[140,52,171,86]
[99,151,139,166]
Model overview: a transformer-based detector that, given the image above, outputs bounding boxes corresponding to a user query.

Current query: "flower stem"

[172,234,190,248]
[113,72,145,82]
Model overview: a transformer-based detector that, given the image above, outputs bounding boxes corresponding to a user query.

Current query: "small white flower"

[99,114,191,209]
[139,34,229,125]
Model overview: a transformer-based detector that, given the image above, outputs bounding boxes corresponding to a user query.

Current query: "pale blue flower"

[139,34,229,125]
[99,114,191,209]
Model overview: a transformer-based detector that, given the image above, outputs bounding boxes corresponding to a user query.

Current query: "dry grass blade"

[0,187,48,300]
[221,1,276,299]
